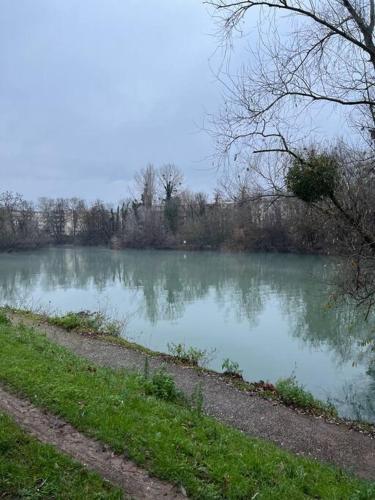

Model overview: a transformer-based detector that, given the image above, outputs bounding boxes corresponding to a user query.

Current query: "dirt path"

[10,316,375,482]
[0,386,184,500]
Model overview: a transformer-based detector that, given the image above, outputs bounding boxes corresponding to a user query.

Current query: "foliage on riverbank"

[41,311,340,419]
[275,377,337,418]
[167,342,216,367]
[0,321,374,499]
[0,412,121,498]
[48,310,123,337]
[0,188,333,254]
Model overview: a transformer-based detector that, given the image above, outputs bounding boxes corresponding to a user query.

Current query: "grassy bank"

[4,308,342,419]
[0,320,374,499]
[0,412,121,499]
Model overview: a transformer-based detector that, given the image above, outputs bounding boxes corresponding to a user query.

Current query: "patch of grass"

[0,312,10,326]
[143,366,185,403]
[190,382,205,417]
[48,311,122,337]
[3,306,159,355]
[275,376,338,418]
[0,412,122,499]
[167,342,215,367]
[0,324,374,499]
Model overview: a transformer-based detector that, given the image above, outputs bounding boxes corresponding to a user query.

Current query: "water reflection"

[0,247,374,421]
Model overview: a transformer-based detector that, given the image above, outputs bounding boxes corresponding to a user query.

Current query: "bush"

[167,342,214,367]
[275,376,337,417]
[143,367,183,403]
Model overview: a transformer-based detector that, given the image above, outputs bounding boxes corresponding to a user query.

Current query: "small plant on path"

[167,342,215,367]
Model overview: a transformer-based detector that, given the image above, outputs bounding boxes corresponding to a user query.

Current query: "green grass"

[275,377,338,418]
[0,412,122,499]
[1,307,369,423]
[2,306,158,355]
[143,365,185,403]
[0,323,374,499]
[48,311,122,337]
[0,311,10,326]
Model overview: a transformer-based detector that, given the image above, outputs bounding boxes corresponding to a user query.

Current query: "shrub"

[143,367,183,403]
[222,358,243,378]
[275,376,337,417]
[167,342,214,367]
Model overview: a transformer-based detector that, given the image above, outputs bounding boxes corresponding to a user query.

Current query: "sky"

[0,0,349,204]
[0,0,229,202]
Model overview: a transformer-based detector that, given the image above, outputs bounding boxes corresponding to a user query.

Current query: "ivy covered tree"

[208,0,375,312]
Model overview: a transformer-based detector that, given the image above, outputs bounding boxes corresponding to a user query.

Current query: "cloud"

[0,0,348,202]
[0,0,221,201]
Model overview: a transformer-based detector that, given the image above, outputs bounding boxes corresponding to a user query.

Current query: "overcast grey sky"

[0,0,231,202]
[0,0,349,203]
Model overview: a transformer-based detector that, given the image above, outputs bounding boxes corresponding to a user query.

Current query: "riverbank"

[1,240,333,256]
[2,308,375,487]
[8,308,374,429]
[1,316,374,498]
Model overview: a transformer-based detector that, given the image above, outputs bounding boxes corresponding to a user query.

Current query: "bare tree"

[208,1,375,166]
[0,192,40,249]
[218,163,256,203]
[135,163,157,208]
[158,164,184,201]
[39,198,69,243]
[208,0,375,310]
[69,198,86,240]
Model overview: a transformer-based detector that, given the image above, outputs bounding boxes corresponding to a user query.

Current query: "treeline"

[0,163,335,254]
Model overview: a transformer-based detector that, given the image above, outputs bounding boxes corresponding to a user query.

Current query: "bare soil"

[0,386,185,499]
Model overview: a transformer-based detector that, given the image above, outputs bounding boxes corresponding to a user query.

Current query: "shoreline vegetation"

[0,313,374,498]
[0,187,339,255]
[4,306,375,435]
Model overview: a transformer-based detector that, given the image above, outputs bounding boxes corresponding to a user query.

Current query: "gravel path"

[11,316,375,481]
[0,386,185,499]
